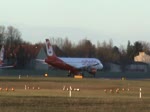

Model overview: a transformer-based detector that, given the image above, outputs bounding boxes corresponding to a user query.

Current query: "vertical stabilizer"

[0,45,4,62]
[45,39,56,57]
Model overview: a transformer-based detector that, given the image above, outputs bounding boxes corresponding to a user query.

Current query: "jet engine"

[87,68,97,75]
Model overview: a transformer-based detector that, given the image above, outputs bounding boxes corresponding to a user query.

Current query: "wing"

[0,65,14,69]
[35,59,55,69]
[36,59,46,64]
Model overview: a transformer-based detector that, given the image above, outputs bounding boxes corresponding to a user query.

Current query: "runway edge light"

[44,73,48,77]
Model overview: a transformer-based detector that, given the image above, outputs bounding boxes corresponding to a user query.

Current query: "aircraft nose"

[100,63,103,69]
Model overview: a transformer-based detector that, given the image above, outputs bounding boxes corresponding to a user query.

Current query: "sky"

[0,0,150,47]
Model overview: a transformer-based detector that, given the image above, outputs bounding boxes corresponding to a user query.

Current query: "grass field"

[0,76,149,112]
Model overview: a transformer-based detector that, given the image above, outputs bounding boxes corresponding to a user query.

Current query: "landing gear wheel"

[68,71,71,77]
[67,74,71,77]
[93,74,96,78]
[82,72,84,77]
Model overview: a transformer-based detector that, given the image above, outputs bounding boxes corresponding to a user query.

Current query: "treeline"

[49,37,150,71]
[1,25,150,70]
[0,26,42,68]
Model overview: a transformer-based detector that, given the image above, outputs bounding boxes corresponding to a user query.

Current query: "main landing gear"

[67,71,84,77]
[68,70,72,77]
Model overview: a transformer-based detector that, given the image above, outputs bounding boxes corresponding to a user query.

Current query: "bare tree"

[0,26,5,45]
[62,37,73,56]
[5,26,22,47]
[140,41,150,54]
[96,40,112,63]
[76,38,95,57]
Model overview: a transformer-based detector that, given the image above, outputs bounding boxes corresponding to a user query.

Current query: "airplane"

[0,45,14,68]
[38,39,103,77]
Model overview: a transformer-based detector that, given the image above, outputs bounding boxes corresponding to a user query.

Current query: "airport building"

[125,62,148,72]
[134,52,150,63]
[133,52,150,72]
[35,47,49,70]
[104,52,150,73]
[104,63,121,72]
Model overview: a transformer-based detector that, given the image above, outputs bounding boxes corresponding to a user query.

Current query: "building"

[109,63,121,72]
[126,62,148,72]
[134,52,150,63]
[35,47,49,70]
[133,52,150,72]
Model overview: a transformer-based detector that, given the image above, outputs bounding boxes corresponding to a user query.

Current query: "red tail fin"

[45,39,56,57]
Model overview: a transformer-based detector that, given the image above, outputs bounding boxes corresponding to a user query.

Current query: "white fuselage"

[59,57,103,70]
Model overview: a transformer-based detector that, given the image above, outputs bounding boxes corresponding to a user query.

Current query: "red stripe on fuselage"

[45,57,78,74]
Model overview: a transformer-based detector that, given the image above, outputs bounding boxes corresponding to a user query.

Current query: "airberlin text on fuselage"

[81,60,97,65]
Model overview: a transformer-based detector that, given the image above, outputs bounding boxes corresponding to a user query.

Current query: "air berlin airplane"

[0,45,14,68]
[42,39,103,76]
